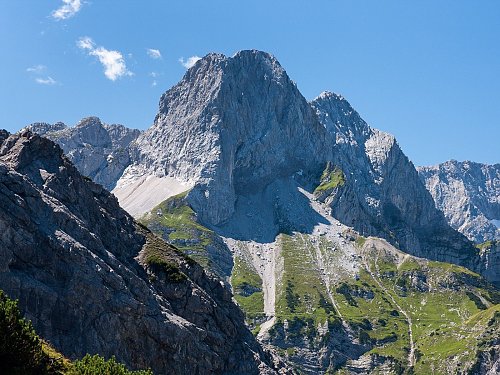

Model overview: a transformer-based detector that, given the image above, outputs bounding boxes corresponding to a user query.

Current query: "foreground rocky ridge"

[418,160,500,243]
[0,130,283,374]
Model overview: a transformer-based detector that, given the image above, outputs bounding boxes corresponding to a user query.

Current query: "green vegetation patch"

[139,229,192,283]
[140,191,216,272]
[0,290,67,374]
[333,269,411,360]
[353,251,499,374]
[275,234,338,325]
[314,163,345,194]
[475,240,497,251]
[355,236,366,248]
[231,256,265,324]
[69,354,152,375]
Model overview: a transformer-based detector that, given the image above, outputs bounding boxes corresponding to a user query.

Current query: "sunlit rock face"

[418,160,500,243]
[26,117,141,190]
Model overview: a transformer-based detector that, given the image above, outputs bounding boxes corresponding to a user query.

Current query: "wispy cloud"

[179,56,201,69]
[35,77,58,85]
[152,80,158,87]
[27,65,59,85]
[77,36,133,81]
[26,65,46,73]
[52,0,82,20]
[77,36,94,50]
[147,48,162,59]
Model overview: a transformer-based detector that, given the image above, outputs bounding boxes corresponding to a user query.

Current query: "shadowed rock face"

[26,117,141,191]
[0,130,284,374]
[418,160,500,243]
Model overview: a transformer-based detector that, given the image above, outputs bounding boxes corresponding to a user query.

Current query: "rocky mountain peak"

[0,129,10,144]
[123,49,328,223]
[418,160,500,243]
[26,121,67,135]
[311,90,370,141]
[72,116,112,148]
[26,118,141,191]
[0,130,65,174]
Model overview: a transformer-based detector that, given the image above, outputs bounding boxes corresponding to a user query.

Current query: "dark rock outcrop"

[0,130,283,374]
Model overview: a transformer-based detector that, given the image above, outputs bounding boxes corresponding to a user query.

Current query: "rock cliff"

[26,117,141,190]
[311,92,478,271]
[122,50,328,224]
[418,160,500,243]
[0,130,283,374]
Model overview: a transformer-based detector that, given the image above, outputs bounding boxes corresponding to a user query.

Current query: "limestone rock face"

[0,130,283,374]
[311,92,478,269]
[126,50,328,225]
[26,117,141,190]
[418,160,500,243]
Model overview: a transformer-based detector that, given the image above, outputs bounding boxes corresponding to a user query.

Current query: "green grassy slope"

[139,191,232,279]
[262,234,499,373]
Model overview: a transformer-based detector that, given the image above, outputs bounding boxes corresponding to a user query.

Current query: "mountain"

[418,160,500,243]
[310,92,478,271]
[0,130,283,374]
[20,50,500,374]
[26,117,141,190]
[111,50,486,281]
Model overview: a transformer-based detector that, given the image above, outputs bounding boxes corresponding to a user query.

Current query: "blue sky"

[1,1,499,166]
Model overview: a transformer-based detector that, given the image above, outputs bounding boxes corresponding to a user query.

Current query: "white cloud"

[26,65,46,73]
[77,36,133,81]
[52,0,82,20]
[179,56,201,69]
[77,36,94,50]
[147,48,162,59]
[152,80,158,87]
[35,77,57,85]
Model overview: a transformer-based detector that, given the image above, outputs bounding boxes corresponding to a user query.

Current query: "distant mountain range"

[4,50,497,374]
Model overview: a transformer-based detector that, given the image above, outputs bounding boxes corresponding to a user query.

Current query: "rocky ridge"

[310,92,478,271]
[0,130,284,374]
[26,117,141,191]
[418,160,500,243]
